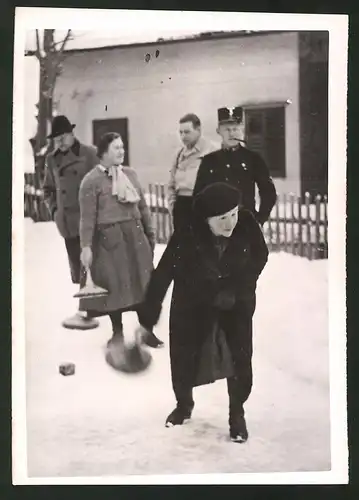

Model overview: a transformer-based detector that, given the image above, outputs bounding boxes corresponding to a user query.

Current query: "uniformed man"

[42,115,99,330]
[193,106,277,226]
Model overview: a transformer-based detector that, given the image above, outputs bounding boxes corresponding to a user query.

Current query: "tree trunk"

[33,29,72,182]
[34,68,53,181]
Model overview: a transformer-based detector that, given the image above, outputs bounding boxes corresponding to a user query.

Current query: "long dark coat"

[42,140,99,239]
[193,145,277,225]
[138,209,269,391]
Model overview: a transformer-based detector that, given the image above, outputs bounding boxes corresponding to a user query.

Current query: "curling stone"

[61,313,99,330]
[62,268,106,330]
[74,269,109,299]
[105,327,152,374]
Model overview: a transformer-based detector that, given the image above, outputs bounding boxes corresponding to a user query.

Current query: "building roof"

[25,30,293,56]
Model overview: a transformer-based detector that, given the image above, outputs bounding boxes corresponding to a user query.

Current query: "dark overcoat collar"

[190,213,245,279]
[53,140,86,172]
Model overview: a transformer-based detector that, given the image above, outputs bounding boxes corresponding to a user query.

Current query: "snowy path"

[24,219,330,478]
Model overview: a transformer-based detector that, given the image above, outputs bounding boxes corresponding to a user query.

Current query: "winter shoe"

[165,404,194,427]
[107,328,124,348]
[142,330,164,349]
[229,414,248,443]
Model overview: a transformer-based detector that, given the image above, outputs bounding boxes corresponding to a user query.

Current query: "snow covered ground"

[23,219,330,479]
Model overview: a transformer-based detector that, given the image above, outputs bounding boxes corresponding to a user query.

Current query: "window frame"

[242,101,289,179]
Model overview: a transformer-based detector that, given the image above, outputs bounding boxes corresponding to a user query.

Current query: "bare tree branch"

[49,30,73,52]
[59,30,73,53]
[48,30,73,79]
[50,39,70,50]
[34,28,74,160]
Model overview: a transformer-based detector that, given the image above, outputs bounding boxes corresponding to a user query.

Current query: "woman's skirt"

[79,219,153,316]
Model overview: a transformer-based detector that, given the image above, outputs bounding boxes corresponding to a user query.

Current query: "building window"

[244,105,286,178]
[92,118,130,166]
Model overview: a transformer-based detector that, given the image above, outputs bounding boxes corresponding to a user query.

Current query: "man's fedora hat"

[218,106,243,125]
[48,115,76,139]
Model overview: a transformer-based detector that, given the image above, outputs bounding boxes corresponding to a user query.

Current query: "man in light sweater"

[168,113,218,233]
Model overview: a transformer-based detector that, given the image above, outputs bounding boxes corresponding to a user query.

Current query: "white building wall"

[55,32,300,194]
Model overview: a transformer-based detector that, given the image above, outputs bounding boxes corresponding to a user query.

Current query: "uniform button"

[62,189,66,194]
[226,164,230,168]
[210,169,213,173]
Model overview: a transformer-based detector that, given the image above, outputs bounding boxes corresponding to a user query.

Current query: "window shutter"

[244,106,286,178]
[265,106,286,178]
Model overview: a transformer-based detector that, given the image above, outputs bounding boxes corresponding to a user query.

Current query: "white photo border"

[12,7,349,485]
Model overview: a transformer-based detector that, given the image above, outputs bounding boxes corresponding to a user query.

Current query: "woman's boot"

[107,326,124,348]
[105,326,126,371]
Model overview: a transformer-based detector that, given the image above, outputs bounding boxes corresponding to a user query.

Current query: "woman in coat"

[137,182,268,442]
[78,132,163,348]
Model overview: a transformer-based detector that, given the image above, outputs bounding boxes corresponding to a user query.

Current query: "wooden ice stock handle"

[84,267,95,287]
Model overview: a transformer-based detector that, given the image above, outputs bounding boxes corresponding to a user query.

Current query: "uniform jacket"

[42,140,99,239]
[193,145,277,225]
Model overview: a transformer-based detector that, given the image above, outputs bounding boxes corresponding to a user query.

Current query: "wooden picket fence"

[145,184,328,260]
[24,175,328,260]
[24,172,53,222]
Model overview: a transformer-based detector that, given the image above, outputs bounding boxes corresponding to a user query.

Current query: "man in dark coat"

[137,182,268,443]
[42,115,99,330]
[193,106,277,226]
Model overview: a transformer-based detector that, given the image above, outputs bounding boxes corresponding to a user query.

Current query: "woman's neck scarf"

[99,164,140,204]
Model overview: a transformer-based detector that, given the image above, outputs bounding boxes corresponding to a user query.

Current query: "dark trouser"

[64,236,84,285]
[172,196,194,234]
[220,303,254,413]
[65,236,90,317]
[173,298,255,414]
[174,386,195,411]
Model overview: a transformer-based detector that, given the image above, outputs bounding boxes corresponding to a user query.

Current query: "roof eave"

[24,30,298,56]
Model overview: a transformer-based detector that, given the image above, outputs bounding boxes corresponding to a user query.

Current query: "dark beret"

[193,182,242,218]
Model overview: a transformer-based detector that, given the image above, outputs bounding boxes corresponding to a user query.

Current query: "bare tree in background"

[31,29,73,179]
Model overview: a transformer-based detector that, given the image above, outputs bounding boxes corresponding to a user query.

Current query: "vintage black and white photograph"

[12,8,348,484]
